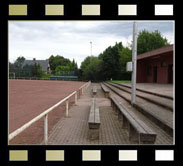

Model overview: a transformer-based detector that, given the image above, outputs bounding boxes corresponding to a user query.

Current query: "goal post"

[9,72,15,79]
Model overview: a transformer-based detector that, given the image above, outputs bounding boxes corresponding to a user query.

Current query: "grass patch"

[109,80,131,83]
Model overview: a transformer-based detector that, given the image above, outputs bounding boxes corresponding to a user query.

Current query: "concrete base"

[89,129,99,140]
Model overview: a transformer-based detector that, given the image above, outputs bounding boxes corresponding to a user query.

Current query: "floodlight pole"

[90,41,92,56]
[131,21,138,105]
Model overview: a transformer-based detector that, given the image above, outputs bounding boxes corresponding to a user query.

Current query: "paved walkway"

[48,83,130,145]
[47,83,173,145]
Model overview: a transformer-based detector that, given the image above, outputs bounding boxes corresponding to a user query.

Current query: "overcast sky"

[9,21,174,67]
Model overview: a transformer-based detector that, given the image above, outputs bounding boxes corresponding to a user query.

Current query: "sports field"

[9,80,85,144]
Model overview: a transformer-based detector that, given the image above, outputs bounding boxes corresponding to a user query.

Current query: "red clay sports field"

[9,80,85,144]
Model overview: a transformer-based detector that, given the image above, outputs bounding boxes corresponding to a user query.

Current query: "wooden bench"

[92,86,97,97]
[110,96,157,144]
[88,98,100,140]
[101,83,110,98]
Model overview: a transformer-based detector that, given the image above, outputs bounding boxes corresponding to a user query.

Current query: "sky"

[9,21,174,67]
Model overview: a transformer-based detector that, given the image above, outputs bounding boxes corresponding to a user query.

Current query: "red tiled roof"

[137,44,173,60]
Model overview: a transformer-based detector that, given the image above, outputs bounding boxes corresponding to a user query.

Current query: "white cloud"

[9,21,174,67]
[162,31,174,44]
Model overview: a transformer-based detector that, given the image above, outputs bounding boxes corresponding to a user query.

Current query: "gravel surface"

[9,80,85,144]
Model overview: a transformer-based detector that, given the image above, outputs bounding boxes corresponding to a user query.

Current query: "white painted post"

[84,85,86,93]
[75,92,77,104]
[131,21,138,105]
[66,100,69,117]
[44,114,48,145]
[79,89,80,98]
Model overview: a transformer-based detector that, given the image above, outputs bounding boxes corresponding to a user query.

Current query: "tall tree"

[81,56,102,81]
[137,30,169,54]
[14,56,25,68]
[99,42,123,80]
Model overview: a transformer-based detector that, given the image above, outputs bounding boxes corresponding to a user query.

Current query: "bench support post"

[89,128,99,140]
[139,134,156,144]
[129,124,139,143]
[105,92,109,98]
[118,113,123,121]
[122,116,129,129]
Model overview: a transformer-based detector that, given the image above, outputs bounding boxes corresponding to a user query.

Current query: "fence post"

[79,89,81,98]
[44,114,48,145]
[75,92,77,105]
[66,100,69,117]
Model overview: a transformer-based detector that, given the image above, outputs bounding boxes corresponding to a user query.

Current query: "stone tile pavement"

[48,83,131,145]
[47,83,173,145]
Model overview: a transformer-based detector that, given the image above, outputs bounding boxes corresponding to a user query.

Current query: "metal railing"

[8,81,91,144]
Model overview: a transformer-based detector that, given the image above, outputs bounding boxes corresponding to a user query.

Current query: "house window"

[147,66,152,76]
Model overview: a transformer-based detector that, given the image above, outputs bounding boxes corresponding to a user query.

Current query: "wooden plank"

[110,96,156,136]
[112,97,145,133]
[88,98,100,129]
[92,86,97,93]
[101,84,109,92]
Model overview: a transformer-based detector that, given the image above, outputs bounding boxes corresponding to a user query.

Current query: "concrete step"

[104,82,173,137]
[109,92,173,145]
[117,82,173,100]
[108,82,173,111]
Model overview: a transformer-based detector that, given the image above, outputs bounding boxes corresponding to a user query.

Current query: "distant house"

[22,59,51,73]
[137,44,174,84]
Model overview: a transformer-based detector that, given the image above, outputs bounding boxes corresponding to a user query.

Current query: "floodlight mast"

[131,21,138,105]
[90,41,92,56]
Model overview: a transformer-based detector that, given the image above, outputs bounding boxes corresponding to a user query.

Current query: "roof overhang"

[137,45,173,60]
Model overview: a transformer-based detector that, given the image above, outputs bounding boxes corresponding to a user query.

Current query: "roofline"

[137,44,173,60]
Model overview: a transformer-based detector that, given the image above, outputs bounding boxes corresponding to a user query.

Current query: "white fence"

[8,81,91,144]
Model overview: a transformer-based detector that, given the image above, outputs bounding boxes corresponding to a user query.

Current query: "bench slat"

[88,99,100,125]
[101,84,109,92]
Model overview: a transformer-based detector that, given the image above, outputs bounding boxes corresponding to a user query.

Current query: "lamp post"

[131,21,138,105]
[90,41,92,56]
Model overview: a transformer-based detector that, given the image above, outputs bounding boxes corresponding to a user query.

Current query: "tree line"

[9,56,78,79]
[9,30,170,81]
[9,57,43,78]
[80,30,169,81]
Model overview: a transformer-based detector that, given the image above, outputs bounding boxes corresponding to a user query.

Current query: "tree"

[49,55,71,74]
[55,65,70,75]
[32,63,43,77]
[99,42,123,80]
[119,47,132,80]
[81,56,102,81]
[80,42,132,81]
[14,56,25,68]
[137,30,169,54]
